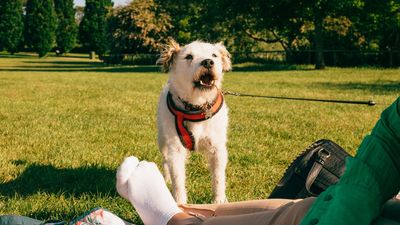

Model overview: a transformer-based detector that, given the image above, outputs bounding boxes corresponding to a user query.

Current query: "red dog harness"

[167,91,224,151]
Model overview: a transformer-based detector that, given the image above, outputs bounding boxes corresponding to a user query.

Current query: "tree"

[154,0,206,44]
[79,0,113,58]
[24,0,57,57]
[216,0,364,69]
[154,0,260,57]
[54,0,77,55]
[109,0,172,55]
[296,0,362,69]
[363,0,400,51]
[0,0,24,54]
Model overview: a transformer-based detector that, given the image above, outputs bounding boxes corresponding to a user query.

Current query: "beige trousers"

[178,198,400,225]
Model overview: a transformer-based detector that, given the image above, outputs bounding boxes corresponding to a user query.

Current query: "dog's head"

[157,40,231,93]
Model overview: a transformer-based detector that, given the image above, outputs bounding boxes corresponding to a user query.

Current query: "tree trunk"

[314,15,325,70]
[89,51,96,60]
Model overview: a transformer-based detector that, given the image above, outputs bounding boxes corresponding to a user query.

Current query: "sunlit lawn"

[0,53,399,223]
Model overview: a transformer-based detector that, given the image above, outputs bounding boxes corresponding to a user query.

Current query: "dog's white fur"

[156,40,231,204]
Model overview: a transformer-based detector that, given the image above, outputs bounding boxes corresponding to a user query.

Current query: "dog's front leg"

[207,145,228,203]
[167,147,188,204]
[161,146,172,183]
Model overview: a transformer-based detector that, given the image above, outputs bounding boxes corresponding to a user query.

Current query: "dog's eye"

[212,54,217,58]
[185,54,193,60]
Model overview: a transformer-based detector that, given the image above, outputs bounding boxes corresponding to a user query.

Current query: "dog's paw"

[116,156,139,200]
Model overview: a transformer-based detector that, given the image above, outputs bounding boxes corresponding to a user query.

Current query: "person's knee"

[274,197,316,225]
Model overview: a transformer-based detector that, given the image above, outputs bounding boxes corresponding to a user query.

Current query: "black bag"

[268,139,351,199]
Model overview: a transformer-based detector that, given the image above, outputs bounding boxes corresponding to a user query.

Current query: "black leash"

[222,91,376,106]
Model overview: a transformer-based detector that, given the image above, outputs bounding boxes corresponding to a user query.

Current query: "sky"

[73,0,131,7]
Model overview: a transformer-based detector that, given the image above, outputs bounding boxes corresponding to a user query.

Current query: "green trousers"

[300,97,400,225]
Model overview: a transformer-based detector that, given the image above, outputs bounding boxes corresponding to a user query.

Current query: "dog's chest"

[186,120,211,137]
[185,119,218,150]
[189,125,213,151]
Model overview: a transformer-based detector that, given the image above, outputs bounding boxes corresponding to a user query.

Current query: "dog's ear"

[157,39,181,72]
[215,42,232,72]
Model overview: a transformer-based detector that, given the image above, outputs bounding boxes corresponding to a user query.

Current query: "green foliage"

[154,0,207,43]
[362,0,400,51]
[24,0,57,57]
[214,0,369,68]
[108,0,172,54]
[104,0,399,67]
[0,0,397,65]
[79,0,113,56]
[152,0,261,54]
[0,0,23,53]
[54,0,78,55]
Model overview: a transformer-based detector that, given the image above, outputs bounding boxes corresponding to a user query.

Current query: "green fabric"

[299,97,400,225]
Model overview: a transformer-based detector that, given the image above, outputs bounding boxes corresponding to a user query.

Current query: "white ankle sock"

[116,156,182,225]
[116,156,139,200]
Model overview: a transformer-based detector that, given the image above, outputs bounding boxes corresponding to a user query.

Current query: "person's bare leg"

[172,197,315,225]
[179,198,303,217]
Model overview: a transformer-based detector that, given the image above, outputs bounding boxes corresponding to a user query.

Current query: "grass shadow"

[0,53,90,59]
[22,61,104,66]
[1,54,161,73]
[314,80,400,94]
[2,55,316,72]
[18,65,105,69]
[0,163,117,197]
[0,53,37,59]
[0,66,161,73]
[60,54,91,59]
[233,63,313,71]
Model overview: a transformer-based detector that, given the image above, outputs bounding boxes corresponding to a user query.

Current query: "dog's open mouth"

[193,72,216,89]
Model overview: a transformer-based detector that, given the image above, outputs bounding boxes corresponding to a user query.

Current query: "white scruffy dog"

[156,40,231,204]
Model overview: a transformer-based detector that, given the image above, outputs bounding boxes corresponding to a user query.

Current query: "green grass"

[0,53,399,223]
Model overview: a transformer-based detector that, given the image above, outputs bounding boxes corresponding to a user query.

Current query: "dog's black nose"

[201,59,214,69]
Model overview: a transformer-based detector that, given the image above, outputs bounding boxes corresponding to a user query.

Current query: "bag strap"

[305,148,331,196]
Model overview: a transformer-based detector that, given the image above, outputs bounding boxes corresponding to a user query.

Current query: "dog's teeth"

[199,79,214,86]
